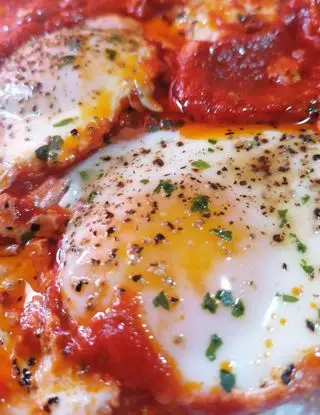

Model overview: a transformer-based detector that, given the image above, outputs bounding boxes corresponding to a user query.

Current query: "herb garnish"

[289,233,307,253]
[210,228,232,242]
[300,259,315,277]
[87,190,98,204]
[191,195,210,213]
[205,334,223,361]
[276,293,299,303]
[154,180,177,197]
[53,117,77,128]
[208,139,217,145]
[216,290,234,306]
[301,195,311,204]
[220,369,236,393]
[140,179,150,185]
[110,34,123,42]
[201,292,218,314]
[21,231,34,245]
[152,291,170,311]
[58,55,75,68]
[79,170,89,181]
[231,299,245,317]
[35,135,63,162]
[191,159,211,170]
[277,209,288,229]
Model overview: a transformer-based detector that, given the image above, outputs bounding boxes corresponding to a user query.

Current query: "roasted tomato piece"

[171,22,320,124]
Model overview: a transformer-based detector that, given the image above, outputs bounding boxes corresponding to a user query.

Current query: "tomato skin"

[171,18,320,124]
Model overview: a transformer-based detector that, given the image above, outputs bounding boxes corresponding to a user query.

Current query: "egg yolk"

[82,189,250,307]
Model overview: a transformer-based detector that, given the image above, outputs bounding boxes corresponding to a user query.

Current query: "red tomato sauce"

[171,2,320,124]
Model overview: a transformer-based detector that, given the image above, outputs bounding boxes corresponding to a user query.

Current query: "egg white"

[58,126,320,412]
[0,15,160,189]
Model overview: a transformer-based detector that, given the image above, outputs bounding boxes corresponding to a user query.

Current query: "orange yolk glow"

[179,123,318,140]
[82,191,249,302]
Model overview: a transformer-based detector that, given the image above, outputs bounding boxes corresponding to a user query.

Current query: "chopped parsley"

[53,117,77,128]
[210,228,232,242]
[201,292,218,314]
[35,135,63,162]
[208,139,217,145]
[110,34,123,42]
[105,48,117,60]
[307,103,319,117]
[140,179,150,185]
[87,190,98,204]
[277,209,288,229]
[289,233,307,253]
[58,55,75,68]
[231,299,245,317]
[154,180,177,197]
[301,194,311,204]
[276,293,299,303]
[21,231,34,245]
[191,159,211,170]
[300,259,315,277]
[205,334,223,361]
[79,170,89,181]
[152,291,170,311]
[216,290,234,306]
[191,195,210,213]
[220,369,236,393]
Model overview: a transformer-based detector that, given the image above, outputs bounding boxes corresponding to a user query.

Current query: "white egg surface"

[57,125,320,413]
[0,15,161,189]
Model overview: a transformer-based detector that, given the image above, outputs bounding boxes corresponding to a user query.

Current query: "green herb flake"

[152,291,170,311]
[231,298,245,317]
[160,119,174,129]
[21,231,34,245]
[300,259,315,277]
[191,195,210,213]
[277,209,288,229]
[53,117,77,128]
[35,144,49,161]
[35,135,63,162]
[79,170,89,181]
[301,194,311,204]
[191,159,211,170]
[208,139,217,145]
[216,290,234,306]
[289,233,307,253]
[201,292,218,314]
[105,48,117,60]
[110,34,123,42]
[307,104,319,117]
[87,190,98,204]
[276,293,299,303]
[210,228,232,242]
[58,55,76,68]
[140,179,150,185]
[220,369,236,393]
[208,148,215,153]
[205,334,223,361]
[154,180,177,197]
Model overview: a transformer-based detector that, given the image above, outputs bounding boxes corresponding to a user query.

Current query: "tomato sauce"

[171,3,320,124]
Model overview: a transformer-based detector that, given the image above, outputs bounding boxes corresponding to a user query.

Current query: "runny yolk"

[108,191,249,294]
